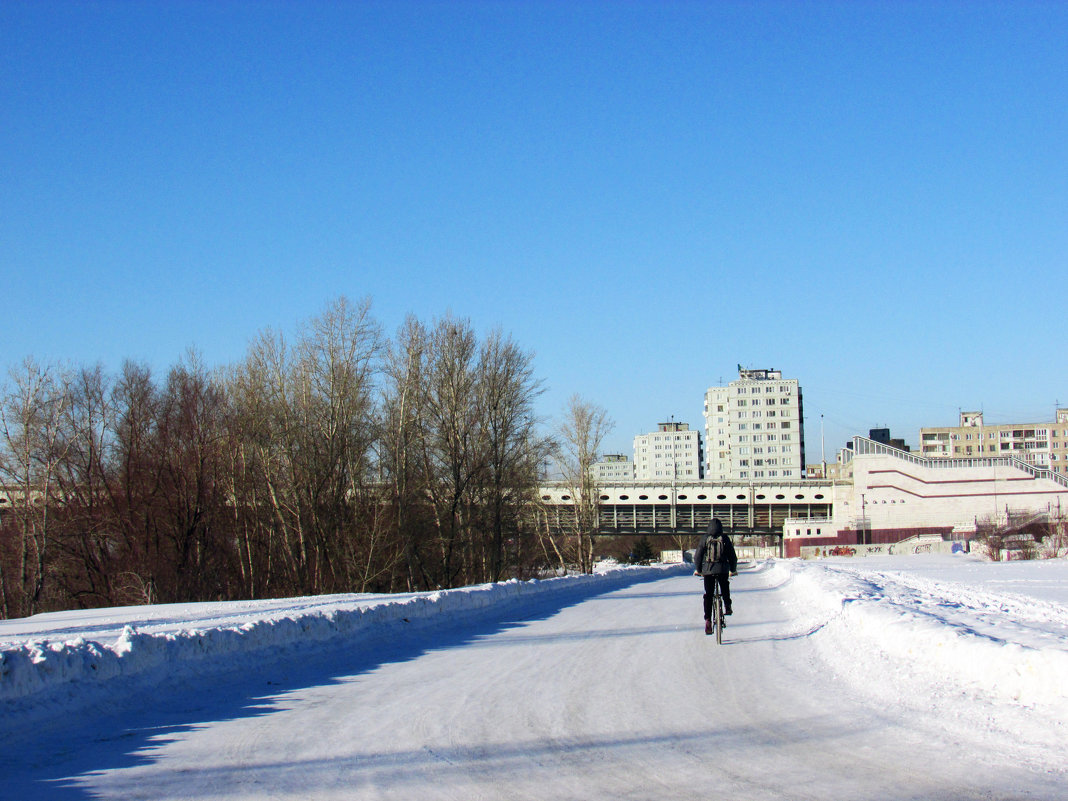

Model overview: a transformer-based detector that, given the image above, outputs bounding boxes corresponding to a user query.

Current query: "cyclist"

[693,518,738,634]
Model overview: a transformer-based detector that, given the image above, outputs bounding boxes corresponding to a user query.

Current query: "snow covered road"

[3,558,1066,799]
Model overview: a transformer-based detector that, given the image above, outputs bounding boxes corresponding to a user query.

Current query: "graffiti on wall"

[801,540,961,560]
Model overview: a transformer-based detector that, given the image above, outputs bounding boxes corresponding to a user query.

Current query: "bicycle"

[698,569,737,644]
[709,579,725,644]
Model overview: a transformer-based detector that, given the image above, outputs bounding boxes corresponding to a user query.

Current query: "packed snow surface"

[2,555,1066,799]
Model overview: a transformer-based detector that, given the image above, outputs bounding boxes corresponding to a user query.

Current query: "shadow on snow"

[1,569,684,800]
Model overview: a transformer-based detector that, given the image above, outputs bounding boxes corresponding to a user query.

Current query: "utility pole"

[860,492,867,545]
[821,414,826,479]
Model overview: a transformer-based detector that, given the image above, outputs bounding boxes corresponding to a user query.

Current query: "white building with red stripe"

[783,437,1068,558]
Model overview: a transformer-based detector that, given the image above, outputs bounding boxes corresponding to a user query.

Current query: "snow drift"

[0,563,687,709]
[775,556,1068,719]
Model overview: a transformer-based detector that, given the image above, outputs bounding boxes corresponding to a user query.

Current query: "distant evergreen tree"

[630,536,656,564]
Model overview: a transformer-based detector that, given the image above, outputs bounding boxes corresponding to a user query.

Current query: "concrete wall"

[834,448,1068,534]
[800,539,963,560]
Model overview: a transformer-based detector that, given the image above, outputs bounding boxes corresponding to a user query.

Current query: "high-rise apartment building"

[633,421,704,482]
[919,409,1068,474]
[703,367,806,481]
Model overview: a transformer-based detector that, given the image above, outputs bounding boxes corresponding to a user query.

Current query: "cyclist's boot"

[725,605,733,616]
[704,619,712,635]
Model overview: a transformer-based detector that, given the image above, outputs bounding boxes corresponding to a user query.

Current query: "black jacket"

[694,518,737,576]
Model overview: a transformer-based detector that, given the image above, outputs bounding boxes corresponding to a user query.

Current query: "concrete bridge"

[539,479,839,537]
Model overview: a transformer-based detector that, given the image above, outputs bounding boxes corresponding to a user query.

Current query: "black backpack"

[703,535,724,573]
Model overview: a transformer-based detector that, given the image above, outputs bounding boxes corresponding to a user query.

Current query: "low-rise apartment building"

[920,409,1068,474]
[633,421,704,482]
[592,454,636,483]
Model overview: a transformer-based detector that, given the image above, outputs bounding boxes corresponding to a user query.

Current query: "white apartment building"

[592,454,636,483]
[703,367,806,481]
[920,409,1068,474]
[633,421,704,482]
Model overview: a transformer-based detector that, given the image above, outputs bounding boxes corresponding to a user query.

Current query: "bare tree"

[419,316,484,587]
[1038,516,1068,558]
[0,358,72,616]
[109,360,164,605]
[380,315,430,590]
[379,318,550,589]
[232,325,304,592]
[228,297,383,595]
[152,351,233,602]
[293,296,383,591]
[476,329,549,582]
[52,364,116,607]
[974,516,1005,561]
[554,394,613,573]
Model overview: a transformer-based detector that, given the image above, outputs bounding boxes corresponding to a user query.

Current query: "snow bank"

[0,564,686,708]
[774,557,1068,717]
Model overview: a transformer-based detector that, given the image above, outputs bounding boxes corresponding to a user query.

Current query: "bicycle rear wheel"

[715,597,723,644]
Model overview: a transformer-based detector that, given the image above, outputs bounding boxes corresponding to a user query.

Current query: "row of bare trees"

[0,298,609,619]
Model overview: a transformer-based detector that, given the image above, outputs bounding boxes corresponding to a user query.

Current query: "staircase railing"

[850,437,1068,489]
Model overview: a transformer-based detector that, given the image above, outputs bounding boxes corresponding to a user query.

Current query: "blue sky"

[3,1,1066,459]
